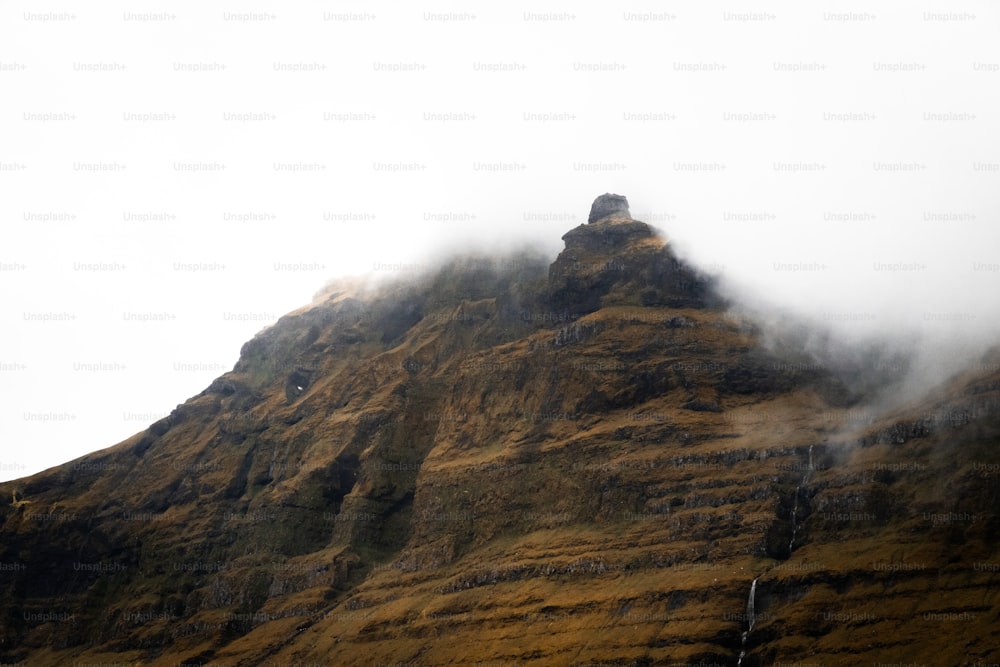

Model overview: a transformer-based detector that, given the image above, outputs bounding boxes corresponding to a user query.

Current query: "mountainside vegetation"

[2,202,998,666]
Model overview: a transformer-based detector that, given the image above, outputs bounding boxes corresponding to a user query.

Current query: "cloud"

[2,2,999,480]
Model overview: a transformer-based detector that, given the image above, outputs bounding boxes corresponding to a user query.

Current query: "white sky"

[2,1,999,481]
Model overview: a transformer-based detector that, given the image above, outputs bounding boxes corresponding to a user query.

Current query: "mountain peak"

[547,193,715,313]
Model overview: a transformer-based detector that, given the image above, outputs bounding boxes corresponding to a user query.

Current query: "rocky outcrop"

[588,192,631,223]
[548,196,717,313]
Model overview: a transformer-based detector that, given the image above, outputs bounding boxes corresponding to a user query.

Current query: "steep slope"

[1,196,998,666]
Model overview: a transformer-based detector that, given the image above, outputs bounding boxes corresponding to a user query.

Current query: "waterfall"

[788,491,800,553]
[736,577,759,667]
[788,445,816,553]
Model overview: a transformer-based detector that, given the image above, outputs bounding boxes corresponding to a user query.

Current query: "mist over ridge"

[324,187,1000,420]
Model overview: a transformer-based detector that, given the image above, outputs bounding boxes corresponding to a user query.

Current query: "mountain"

[1,195,999,666]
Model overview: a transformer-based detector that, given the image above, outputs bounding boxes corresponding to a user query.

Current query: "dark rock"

[765,518,793,560]
[149,415,173,436]
[663,315,695,329]
[132,434,155,457]
[285,366,315,403]
[207,377,239,396]
[547,201,719,314]
[683,398,722,413]
[588,193,631,223]
[561,217,655,254]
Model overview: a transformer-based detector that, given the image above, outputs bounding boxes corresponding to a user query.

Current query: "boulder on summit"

[588,193,631,223]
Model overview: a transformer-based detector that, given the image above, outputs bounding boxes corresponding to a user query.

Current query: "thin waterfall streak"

[736,577,759,666]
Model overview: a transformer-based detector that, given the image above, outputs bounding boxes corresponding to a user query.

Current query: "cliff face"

[1,202,999,666]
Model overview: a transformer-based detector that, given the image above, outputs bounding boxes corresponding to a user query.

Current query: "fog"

[2,3,999,481]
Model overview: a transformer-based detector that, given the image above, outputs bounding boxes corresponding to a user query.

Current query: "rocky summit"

[588,192,631,223]
[1,196,999,666]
